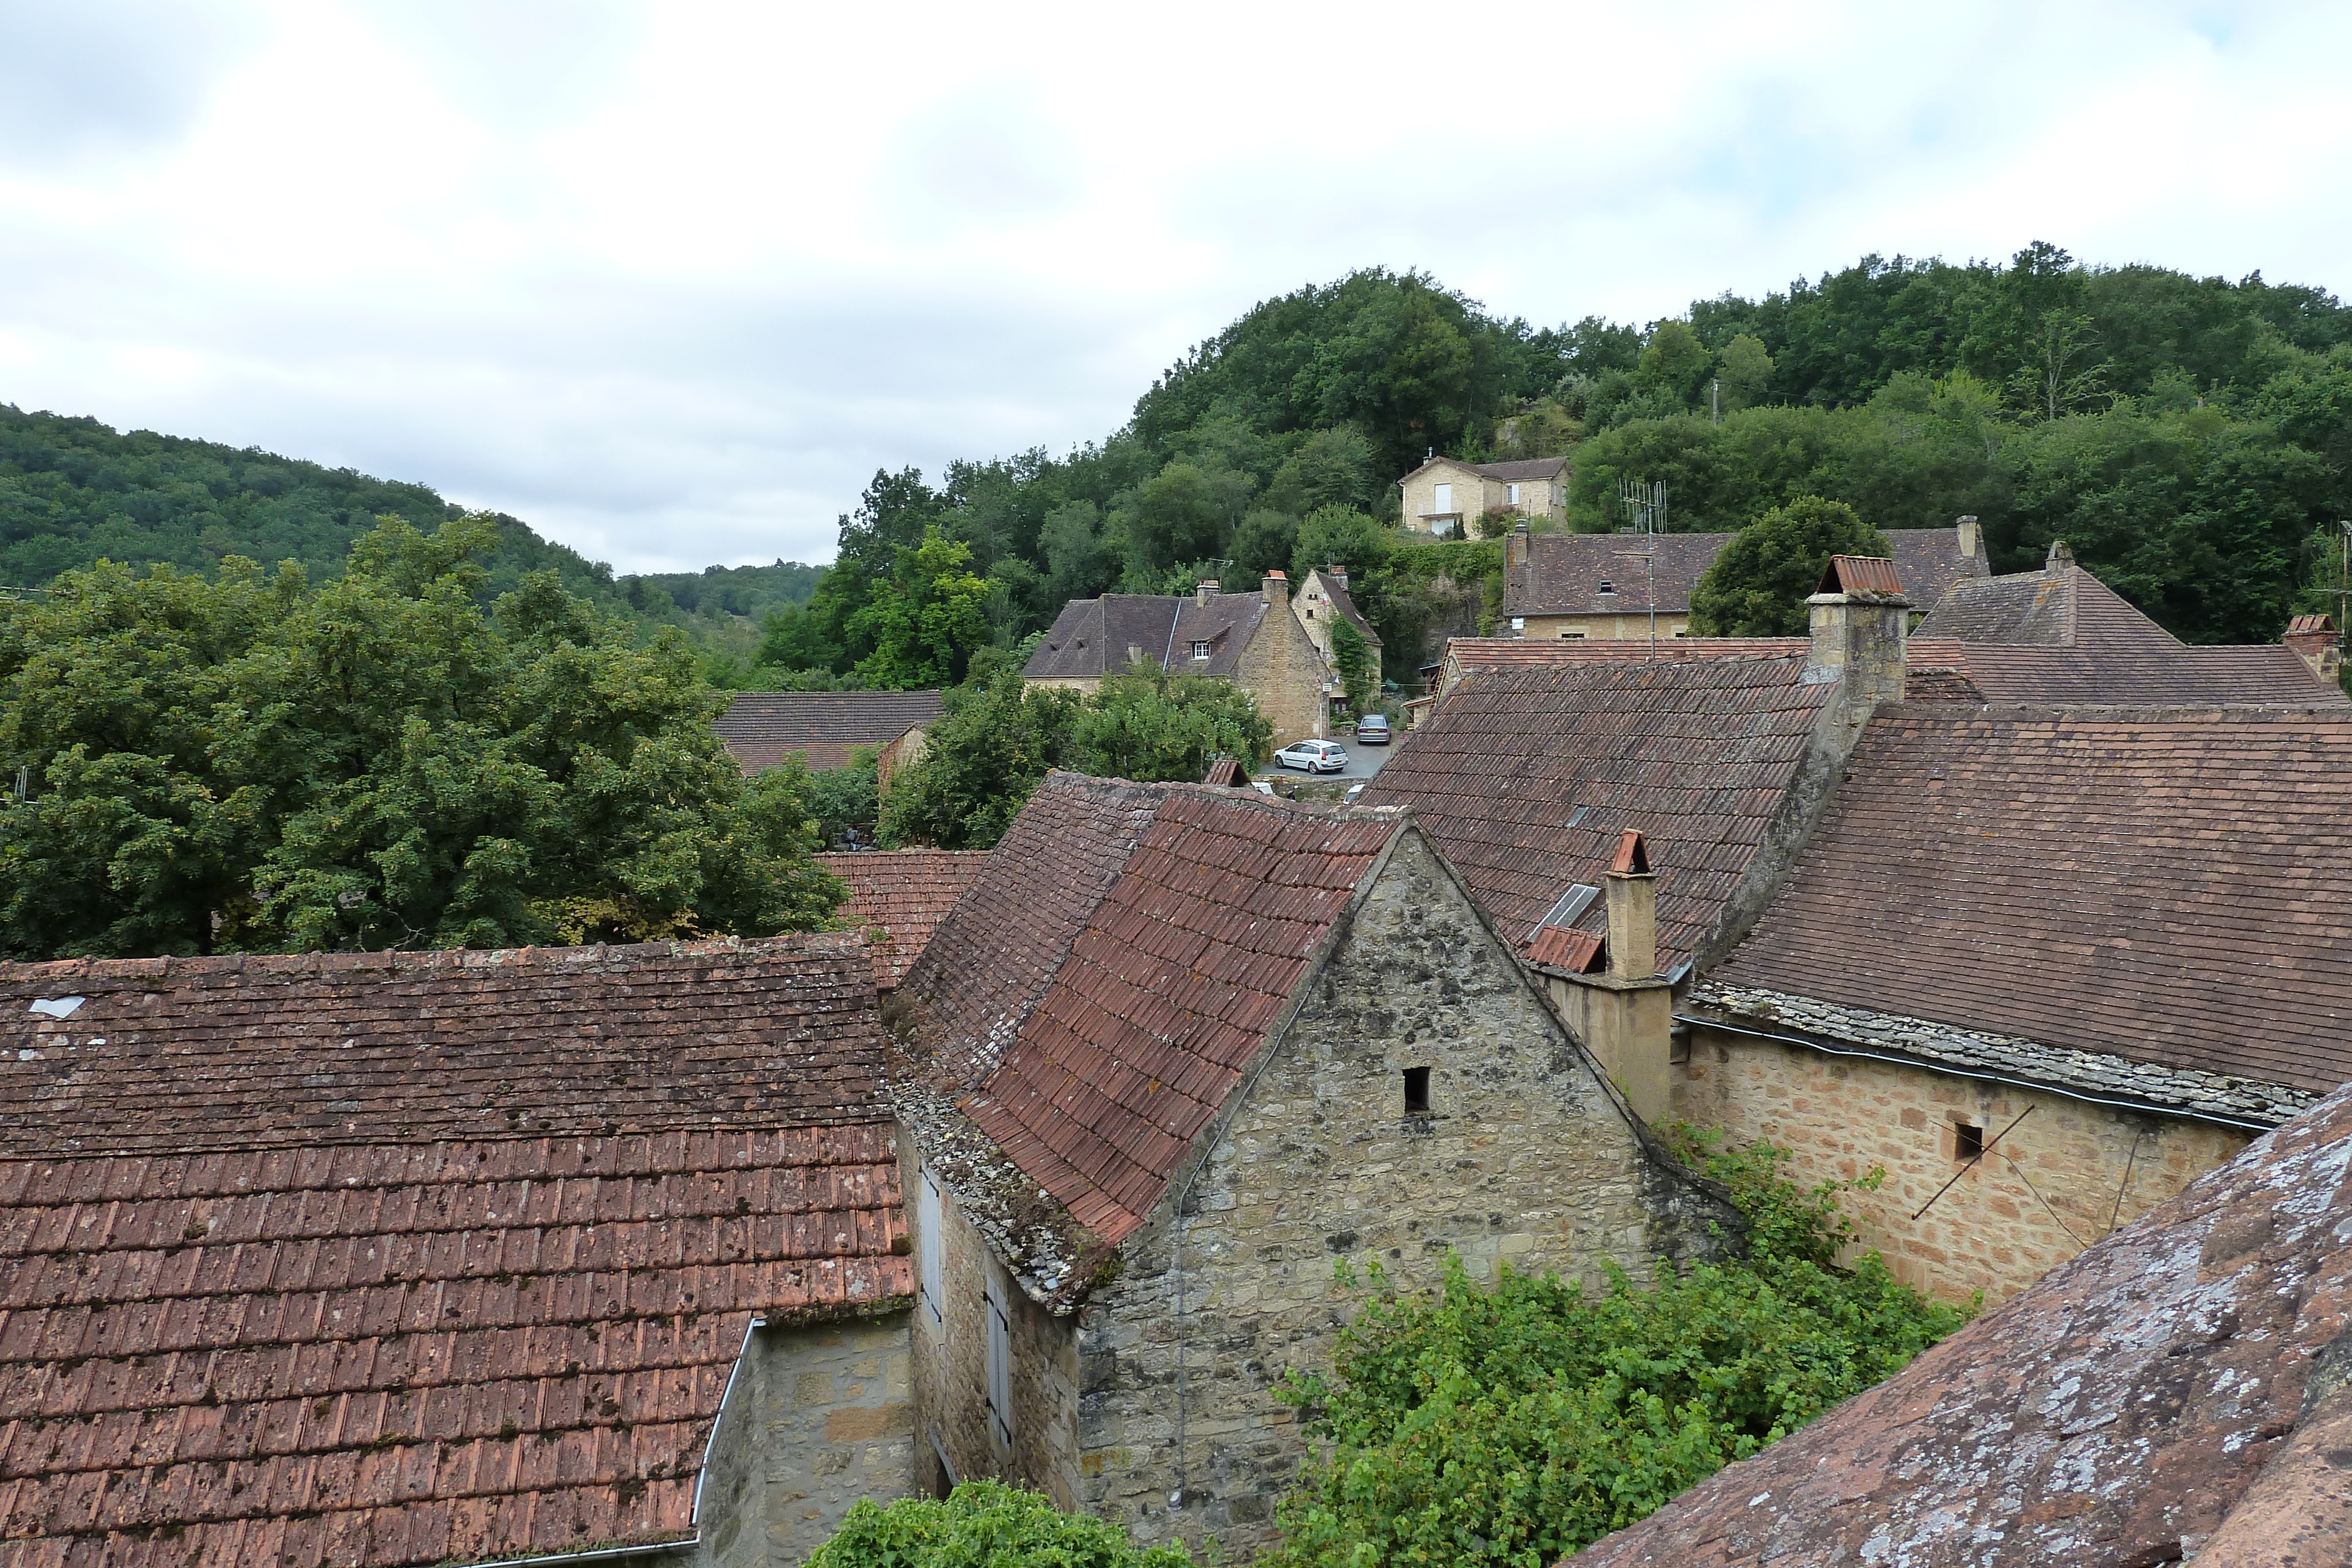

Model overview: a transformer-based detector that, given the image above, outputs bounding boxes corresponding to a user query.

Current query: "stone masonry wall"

[1068,831,1730,1560]
[1676,1024,2254,1304]
[1232,594,1332,747]
[693,1310,915,1568]
[1521,611,1695,640]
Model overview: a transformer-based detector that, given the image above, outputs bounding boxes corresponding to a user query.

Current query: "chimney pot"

[1956,515,1981,559]
[1604,830,1658,981]
[1196,579,1220,606]
[1262,570,1288,609]
[2046,539,2076,574]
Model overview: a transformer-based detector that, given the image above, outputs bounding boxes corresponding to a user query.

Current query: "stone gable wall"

[1676,1024,2254,1303]
[1232,598,1332,747]
[1069,831,1732,1559]
[1520,611,1696,640]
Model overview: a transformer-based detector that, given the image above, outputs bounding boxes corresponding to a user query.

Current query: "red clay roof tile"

[818,851,988,989]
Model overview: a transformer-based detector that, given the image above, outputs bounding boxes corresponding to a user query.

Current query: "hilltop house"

[714,689,946,790]
[1023,573,1334,745]
[1573,1078,2352,1568]
[1370,553,2352,1304]
[1397,454,1566,534]
[1500,515,1991,640]
[0,935,913,1567]
[886,772,1737,1556]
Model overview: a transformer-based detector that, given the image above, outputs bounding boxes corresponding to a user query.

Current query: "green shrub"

[1264,1136,1969,1566]
[809,1480,1197,1567]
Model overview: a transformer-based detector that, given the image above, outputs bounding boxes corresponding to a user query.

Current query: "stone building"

[0,935,914,1567]
[1395,454,1568,534]
[714,689,947,791]
[1499,516,1989,641]
[1373,551,2352,1308]
[1023,573,1335,746]
[2287,611,2343,685]
[1292,564,1382,693]
[885,771,1737,1557]
[1569,1076,2352,1568]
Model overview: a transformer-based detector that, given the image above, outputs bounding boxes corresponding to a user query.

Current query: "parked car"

[1354,713,1392,745]
[1275,739,1350,773]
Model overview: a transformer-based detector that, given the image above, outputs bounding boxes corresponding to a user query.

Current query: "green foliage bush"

[1264,1136,1969,1567]
[1688,497,1892,636]
[810,1480,1195,1567]
[0,516,840,958]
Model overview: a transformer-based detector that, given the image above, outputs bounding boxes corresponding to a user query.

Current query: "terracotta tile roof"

[1710,706,2352,1096]
[1568,1076,2352,1567]
[1505,528,1983,618]
[818,850,988,989]
[1817,553,1905,597]
[1201,757,1248,789]
[2290,613,2336,636]
[1362,656,1835,974]
[0,937,889,1155]
[0,935,908,1567]
[1023,591,1274,681]
[1448,637,1811,671]
[713,690,944,775]
[902,774,1398,1245]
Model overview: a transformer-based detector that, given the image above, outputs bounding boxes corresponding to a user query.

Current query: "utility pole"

[2338,521,2351,665]
[1711,379,1720,425]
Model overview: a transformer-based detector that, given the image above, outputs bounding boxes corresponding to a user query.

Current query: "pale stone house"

[1291,564,1381,694]
[1372,552,2352,1308]
[1396,454,1567,534]
[1024,572,1333,745]
[885,771,1738,1556]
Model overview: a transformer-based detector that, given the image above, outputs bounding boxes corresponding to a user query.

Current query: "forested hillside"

[0,405,821,659]
[753,247,2352,687]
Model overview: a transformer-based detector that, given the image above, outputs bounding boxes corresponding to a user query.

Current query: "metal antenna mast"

[1615,479,1668,655]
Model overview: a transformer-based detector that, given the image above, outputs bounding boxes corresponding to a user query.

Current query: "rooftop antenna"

[1613,479,1667,657]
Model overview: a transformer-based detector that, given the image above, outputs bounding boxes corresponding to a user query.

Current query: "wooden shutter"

[983,1268,1012,1452]
[918,1169,944,1330]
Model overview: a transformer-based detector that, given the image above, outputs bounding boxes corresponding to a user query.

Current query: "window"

[1507,482,1522,505]
[1190,641,1211,660]
[1433,482,1453,514]
[1560,631,1586,640]
[1597,579,1615,594]
[1955,1122,1983,1162]
[1402,1066,1432,1115]
[917,1168,945,1331]
[983,1266,1013,1453]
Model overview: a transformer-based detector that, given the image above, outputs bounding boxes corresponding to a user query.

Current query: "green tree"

[1264,1138,1967,1567]
[1067,670,1273,782]
[1689,496,1891,636]
[1128,461,1255,574]
[1290,505,1394,587]
[807,749,881,848]
[1264,427,1382,516]
[1715,333,1774,412]
[846,526,992,687]
[810,1480,1195,1567]
[1231,509,1301,580]
[1329,617,1375,713]
[1638,319,1713,405]
[877,668,1083,850]
[0,516,841,958]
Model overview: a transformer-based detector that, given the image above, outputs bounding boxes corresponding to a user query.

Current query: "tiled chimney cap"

[1609,828,1652,876]
[1814,555,1907,599]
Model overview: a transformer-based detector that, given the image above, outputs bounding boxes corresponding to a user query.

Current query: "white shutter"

[983,1268,1013,1452]
[1433,482,1452,514]
[918,1169,944,1330]
[1508,483,1521,505]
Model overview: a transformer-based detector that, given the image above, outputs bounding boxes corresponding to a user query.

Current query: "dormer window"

[1598,579,1615,594]
[1191,641,1211,660]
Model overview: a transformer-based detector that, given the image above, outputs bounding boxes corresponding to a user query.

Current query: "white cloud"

[1,0,2346,572]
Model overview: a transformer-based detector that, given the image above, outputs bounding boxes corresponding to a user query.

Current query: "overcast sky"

[3,1,2347,574]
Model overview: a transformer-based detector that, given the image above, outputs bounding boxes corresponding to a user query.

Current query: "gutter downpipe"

[1677,1013,2281,1135]
[458,1314,767,1568]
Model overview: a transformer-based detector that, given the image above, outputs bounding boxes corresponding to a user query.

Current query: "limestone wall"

[1068,831,1732,1559]
[1676,1024,2254,1303]
[1231,595,1331,746]
[1519,611,1695,640]
[694,1310,916,1567]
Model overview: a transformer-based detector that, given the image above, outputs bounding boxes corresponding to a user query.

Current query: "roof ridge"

[0,930,867,987]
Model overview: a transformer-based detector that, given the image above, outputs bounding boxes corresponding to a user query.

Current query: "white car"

[1275,740,1350,773]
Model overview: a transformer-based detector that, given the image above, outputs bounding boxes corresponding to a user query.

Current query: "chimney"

[1805,555,1912,747]
[1603,828,1656,981]
[1261,570,1288,609]
[1956,515,1981,560]
[1542,830,1673,1124]
[1507,521,1529,572]
[1329,564,1348,590]
[1196,579,1220,606]
[2286,614,2343,684]
[2046,539,2076,576]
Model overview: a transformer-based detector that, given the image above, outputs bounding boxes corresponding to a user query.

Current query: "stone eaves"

[1689,981,2313,1129]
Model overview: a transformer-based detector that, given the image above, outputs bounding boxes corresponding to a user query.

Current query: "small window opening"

[1191,641,1211,660]
[1597,579,1615,594]
[1955,1122,1983,1161]
[1402,1066,1432,1115]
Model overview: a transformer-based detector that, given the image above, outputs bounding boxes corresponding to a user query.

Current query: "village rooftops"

[1022,589,1271,681]
[0,934,908,1567]
[713,688,946,774]
[818,848,989,989]
[1362,653,1842,978]
[1503,524,1989,620]
[1568,1074,2352,1567]
[889,772,1409,1305]
[1694,703,2352,1116]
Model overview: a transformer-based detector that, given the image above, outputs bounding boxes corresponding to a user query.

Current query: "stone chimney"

[1195,579,1220,606]
[2046,539,2076,576]
[1544,830,1673,1124]
[1261,570,1288,609]
[1329,564,1348,591]
[2286,614,2343,684]
[1805,555,1912,747]
[1956,515,1981,560]
[1507,521,1529,572]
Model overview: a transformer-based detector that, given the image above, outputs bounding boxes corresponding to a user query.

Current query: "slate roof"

[818,850,988,989]
[713,690,945,774]
[1709,706,2352,1096]
[1023,591,1274,681]
[1504,527,1983,618]
[1568,1076,2352,1567]
[1362,656,1835,975]
[898,774,1399,1251]
[0,937,908,1567]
